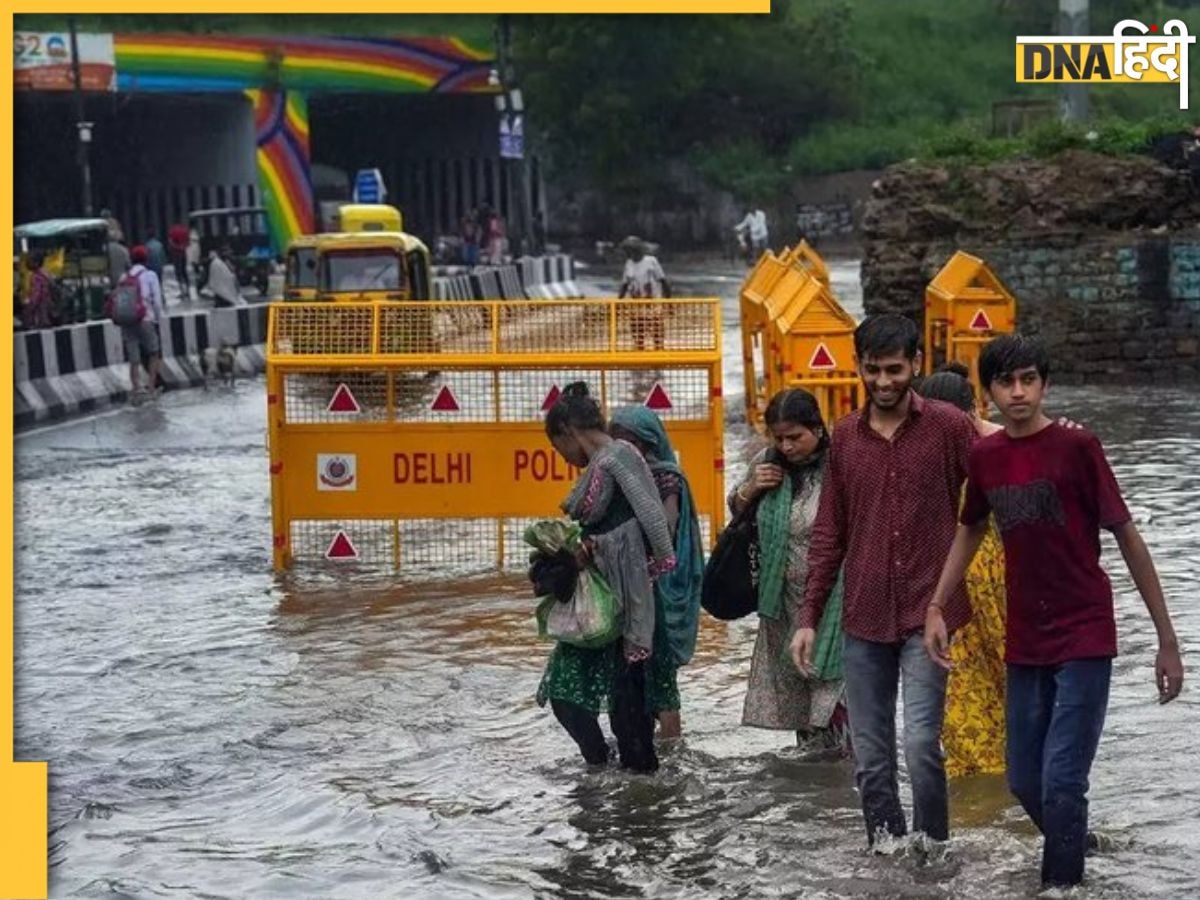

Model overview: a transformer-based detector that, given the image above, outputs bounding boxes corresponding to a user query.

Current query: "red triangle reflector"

[808,342,837,370]
[541,384,562,412]
[969,308,993,331]
[327,383,361,414]
[430,385,461,412]
[644,382,673,411]
[325,530,359,560]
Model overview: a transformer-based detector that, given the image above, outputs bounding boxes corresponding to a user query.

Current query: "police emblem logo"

[317,453,357,491]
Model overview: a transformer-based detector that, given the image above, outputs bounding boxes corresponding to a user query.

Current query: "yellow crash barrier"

[267,299,725,573]
[770,271,861,428]
[780,239,830,287]
[925,251,1017,413]
[740,241,859,429]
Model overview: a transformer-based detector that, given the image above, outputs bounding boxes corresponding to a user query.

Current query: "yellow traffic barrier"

[267,298,725,572]
[739,252,790,427]
[780,239,830,287]
[740,240,859,428]
[770,269,861,427]
[925,251,1017,413]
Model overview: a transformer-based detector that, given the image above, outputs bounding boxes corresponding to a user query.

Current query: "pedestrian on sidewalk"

[20,251,54,330]
[144,233,166,285]
[107,235,130,288]
[168,222,191,302]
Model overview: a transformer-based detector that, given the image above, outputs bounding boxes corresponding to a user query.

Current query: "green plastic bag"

[526,519,621,649]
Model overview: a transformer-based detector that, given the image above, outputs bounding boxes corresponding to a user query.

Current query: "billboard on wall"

[14,32,116,92]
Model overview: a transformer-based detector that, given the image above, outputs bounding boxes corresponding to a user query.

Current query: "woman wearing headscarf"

[609,406,704,739]
[729,388,849,752]
[918,364,1007,777]
[535,383,676,773]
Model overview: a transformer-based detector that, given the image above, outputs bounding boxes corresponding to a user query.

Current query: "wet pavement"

[14,256,1200,898]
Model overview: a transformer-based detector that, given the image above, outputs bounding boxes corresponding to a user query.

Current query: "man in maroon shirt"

[924,334,1183,887]
[791,314,976,846]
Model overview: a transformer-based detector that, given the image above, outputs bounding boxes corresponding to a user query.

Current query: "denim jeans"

[843,632,949,843]
[1006,658,1111,887]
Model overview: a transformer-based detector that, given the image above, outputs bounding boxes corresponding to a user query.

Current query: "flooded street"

[14,257,1200,899]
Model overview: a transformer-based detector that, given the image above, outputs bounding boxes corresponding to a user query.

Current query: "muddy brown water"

[15,258,1200,898]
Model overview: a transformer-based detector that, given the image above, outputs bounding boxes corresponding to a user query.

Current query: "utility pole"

[1058,0,1090,123]
[68,16,94,215]
[495,15,533,257]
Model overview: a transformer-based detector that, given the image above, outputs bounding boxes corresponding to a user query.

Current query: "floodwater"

[14,257,1200,898]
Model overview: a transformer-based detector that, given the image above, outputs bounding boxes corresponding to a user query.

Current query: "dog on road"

[201,341,238,389]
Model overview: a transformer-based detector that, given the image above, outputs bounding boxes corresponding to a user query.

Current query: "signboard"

[499,114,524,160]
[352,168,387,204]
[14,32,116,92]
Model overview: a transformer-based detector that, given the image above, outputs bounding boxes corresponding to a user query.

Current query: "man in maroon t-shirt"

[924,334,1183,888]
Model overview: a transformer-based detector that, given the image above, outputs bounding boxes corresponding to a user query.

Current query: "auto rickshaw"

[283,235,320,302]
[189,206,273,296]
[315,231,431,302]
[14,218,112,322]
[336,203,404,234]
[314,232,434,353]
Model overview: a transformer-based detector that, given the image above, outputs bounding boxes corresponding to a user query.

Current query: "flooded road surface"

[15,257,1200,898]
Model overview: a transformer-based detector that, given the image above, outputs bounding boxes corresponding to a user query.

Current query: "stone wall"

[955,236,1199,384]
[861,150,1200,382]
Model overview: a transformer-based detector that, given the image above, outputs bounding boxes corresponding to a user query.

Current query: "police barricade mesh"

[267,299,724,574]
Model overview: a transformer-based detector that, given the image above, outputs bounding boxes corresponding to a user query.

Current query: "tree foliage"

[511,2,860,195]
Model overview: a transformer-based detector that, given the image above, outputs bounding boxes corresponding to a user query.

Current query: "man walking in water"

[924,333,1183,888]
[791,314,976,847]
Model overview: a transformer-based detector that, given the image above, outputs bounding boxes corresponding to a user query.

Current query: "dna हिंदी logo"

[1016,19,1195,109]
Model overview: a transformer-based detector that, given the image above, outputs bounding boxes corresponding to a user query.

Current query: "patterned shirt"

[800,392,976,643]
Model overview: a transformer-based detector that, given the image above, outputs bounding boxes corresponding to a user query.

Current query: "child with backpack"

[107,245,165,401]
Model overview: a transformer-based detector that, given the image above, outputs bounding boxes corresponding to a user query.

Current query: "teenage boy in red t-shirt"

[923,334,1184,888]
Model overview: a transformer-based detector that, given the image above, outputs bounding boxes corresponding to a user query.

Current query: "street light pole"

[495,15,532,258]
[68,16,94,216]
[1058,0,1090,123]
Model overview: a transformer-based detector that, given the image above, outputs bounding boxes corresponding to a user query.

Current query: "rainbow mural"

[114,33,495,94]
[246,88,313,252]
[106,33,495,251]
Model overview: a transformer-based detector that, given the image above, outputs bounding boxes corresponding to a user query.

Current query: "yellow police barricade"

[745,262,826,426]
[770,269,861,427]
[739,251,790,428]
[266,298,725,573]
[780,239,830,288]
[925,251,1017,413]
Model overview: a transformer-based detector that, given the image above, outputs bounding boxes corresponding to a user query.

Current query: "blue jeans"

[843,632,949,843]
[1006,658,1111,886]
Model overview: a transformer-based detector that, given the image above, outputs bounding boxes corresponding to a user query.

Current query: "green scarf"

[754,471,793,621]
[755,448,826,621]
[812,569,845,680]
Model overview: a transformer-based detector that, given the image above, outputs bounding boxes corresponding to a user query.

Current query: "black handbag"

[701,502,760,621]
